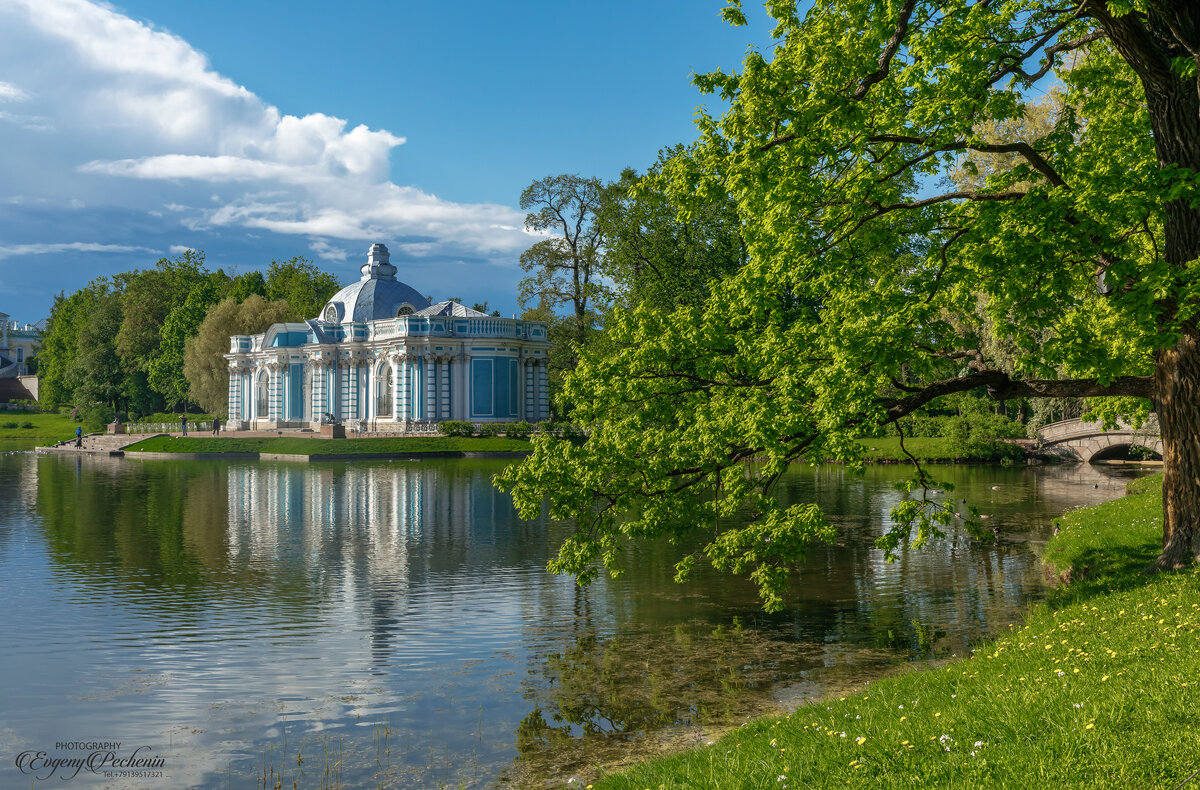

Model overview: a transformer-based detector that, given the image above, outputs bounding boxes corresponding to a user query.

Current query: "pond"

[0,453,1148,788]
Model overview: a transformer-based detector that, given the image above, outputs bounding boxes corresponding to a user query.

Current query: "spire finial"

[360,243,397,280]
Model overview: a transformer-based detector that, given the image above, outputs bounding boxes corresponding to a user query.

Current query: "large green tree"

[499,0,1200,609]
[183,295,299,416]
[264,256,341,319]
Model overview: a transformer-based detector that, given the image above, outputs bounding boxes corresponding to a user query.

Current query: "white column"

[227,364,239,422]
[391,358,401,420]
[537,360,549,420]
[269,365,280,420]
[439,357,451,420]
[516,359,526,421]
[520,357,530,417]
[424,355,436,422]
[457,350,470,420]
[310,361,323,422]
[398,356,410,423]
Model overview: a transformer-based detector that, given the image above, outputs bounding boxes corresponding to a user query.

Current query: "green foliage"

[38,249,340,418]
[147,271,228,409]
[77,401,114,433]
[598,151,747,311]
[264,256,341,319]
[183,295,299,416]
[500,0,1193,609]
[478,422,503,437]
[438,420,475,437]
[508,421,533,439]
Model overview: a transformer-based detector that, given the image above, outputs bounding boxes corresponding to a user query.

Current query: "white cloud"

[0,81,30,101]
[307,238,349,262]
[168,244,194,255]
[0,242,159,260]
[0,0,529,262]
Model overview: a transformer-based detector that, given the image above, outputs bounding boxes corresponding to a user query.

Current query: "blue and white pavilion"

[225,243,551,430]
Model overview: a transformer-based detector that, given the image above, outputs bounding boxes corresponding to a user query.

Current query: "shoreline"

[591,474,1191,789]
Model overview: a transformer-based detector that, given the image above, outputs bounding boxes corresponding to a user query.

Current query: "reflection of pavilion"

[224,244,551,431]
[222,462,518,576]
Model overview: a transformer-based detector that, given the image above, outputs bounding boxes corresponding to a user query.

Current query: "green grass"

[0,411,78,439]
[122,435,531,455]
[856,436,1025,463]
[594,475,1200,789]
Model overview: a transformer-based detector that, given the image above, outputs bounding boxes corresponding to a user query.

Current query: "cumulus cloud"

[0,0,530,263]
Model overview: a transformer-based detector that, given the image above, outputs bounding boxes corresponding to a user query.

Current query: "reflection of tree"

[513,621,827,784]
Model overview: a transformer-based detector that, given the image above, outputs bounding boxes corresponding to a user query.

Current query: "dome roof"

[320,243,428,324]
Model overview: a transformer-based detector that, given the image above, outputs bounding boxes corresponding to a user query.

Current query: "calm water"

[0,454,1146,788]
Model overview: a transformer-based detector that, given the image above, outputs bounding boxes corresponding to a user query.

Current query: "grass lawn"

[593,475,1200,789]
[0,411,79,439]
[856,436,1025,463]
[122,435,531,455]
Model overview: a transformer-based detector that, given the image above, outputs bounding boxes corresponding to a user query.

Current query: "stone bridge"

[1037,416,1162,463]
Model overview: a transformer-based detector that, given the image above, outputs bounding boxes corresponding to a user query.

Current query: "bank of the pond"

[110,434,1023,464]
[121,434,531,459]
[855,436,1029,463]
[594,474,1200,789]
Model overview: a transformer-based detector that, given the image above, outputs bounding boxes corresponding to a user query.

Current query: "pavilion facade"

[224,244,551,431]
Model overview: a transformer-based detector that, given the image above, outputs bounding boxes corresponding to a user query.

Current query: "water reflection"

[0,454,1146,788]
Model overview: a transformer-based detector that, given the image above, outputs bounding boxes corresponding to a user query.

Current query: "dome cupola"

[319,243,428,324]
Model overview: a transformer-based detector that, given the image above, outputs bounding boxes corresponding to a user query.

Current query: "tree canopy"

[40,251,339,417]
[499,0,1200,610]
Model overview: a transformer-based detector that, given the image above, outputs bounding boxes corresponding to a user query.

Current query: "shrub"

[507,421,533,439]
[19,421,33,429]
[77,402,115,433]
[478,422,503,437]
[438,420,474,437]
[0,421,17,429]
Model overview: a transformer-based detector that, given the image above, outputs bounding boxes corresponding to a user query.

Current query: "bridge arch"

[1036,417,1162,463]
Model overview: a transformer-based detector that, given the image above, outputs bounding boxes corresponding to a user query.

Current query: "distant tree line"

[39,251,339,424]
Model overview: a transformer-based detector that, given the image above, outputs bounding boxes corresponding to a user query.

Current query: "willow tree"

[498,0,1200,609]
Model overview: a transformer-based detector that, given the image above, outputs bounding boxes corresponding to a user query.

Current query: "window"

[377,365,393,417]
[256,371,269,418]
[396,303,414,316]
[324,304,339,323]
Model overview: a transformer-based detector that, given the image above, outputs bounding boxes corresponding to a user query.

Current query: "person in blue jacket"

[181,415,188,436]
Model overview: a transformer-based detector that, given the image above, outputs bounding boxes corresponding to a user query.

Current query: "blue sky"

[0,0,774,322]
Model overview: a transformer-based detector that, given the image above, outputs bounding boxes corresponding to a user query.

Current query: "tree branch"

[883,370,1154,424]
[853,0,917,100]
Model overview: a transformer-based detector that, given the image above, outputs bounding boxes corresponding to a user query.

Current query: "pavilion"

[224,244,551,430]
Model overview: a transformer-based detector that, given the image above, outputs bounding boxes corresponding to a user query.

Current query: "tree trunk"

[1098,1,1200,569]
[1153,329,1200,569]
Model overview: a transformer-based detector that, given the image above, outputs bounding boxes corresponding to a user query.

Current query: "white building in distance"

[224,244,551,430]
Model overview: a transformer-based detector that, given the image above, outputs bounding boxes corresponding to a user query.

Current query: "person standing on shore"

[212,415,220,436]
[181,415,188,436]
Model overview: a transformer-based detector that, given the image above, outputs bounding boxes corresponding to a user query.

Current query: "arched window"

[377,364,394,417]
[324,304,339,323]
[256,370,269,418]
[396,303,414,316]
